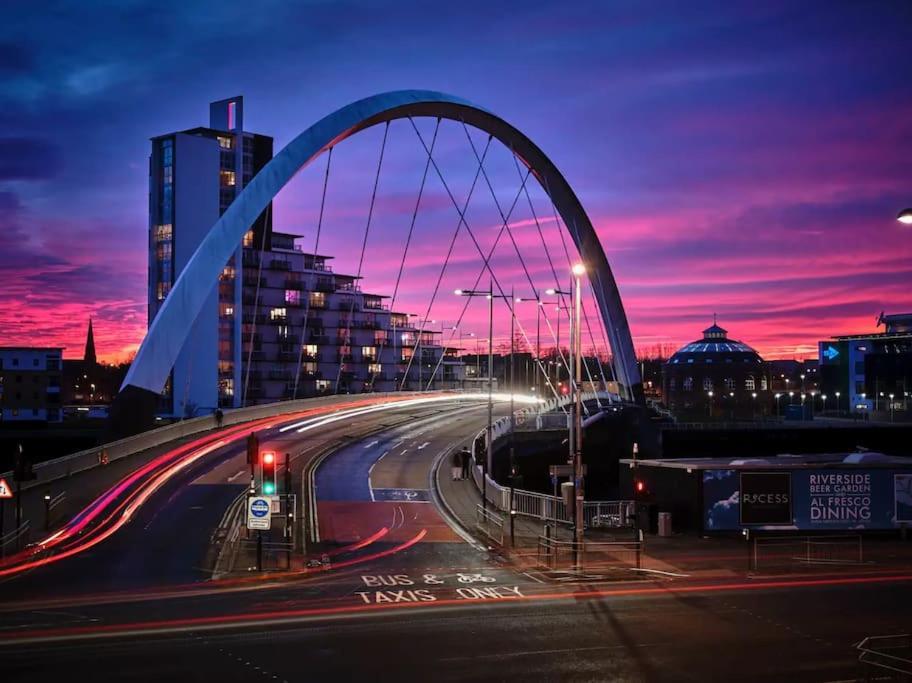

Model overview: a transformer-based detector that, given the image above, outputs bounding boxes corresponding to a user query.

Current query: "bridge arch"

[121,90,643,405]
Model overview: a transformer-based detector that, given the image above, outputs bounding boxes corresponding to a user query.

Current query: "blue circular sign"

[251,498,270,518]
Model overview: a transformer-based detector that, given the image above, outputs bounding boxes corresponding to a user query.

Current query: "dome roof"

[667,319,764,366]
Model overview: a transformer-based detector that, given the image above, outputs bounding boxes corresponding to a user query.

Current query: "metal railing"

[471,460,633,529]
[751,534,864,572]
[475,504,504,545]
[537,535,642,570]
[857,634,912,679]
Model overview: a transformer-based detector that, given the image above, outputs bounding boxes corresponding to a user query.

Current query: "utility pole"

[509,286,516,547]
[572,264,585,567]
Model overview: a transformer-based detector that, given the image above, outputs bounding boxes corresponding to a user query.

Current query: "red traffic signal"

[261,451,277,495]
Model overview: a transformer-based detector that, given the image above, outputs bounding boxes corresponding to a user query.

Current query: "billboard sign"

[704,468,912,531]
[739,472,791,525]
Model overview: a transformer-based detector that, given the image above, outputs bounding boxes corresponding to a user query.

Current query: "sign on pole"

[0,479,12,499]
[247,496,272,530]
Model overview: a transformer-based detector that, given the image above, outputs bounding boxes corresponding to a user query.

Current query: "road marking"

[363,440,379,449]
[629,568,691,578]
[227,469,247,483]
[367,450,391,501]
[417,442,430,450]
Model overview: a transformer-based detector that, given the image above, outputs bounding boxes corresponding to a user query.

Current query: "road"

[0,393,910,681]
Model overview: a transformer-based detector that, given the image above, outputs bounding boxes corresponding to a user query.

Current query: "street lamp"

[835,391,841,415]
[455,282,513,512]
[570,263,585,563]
[775,393,782,417]
[707,390,714,417]
[890,393,895,422]
[822,394,827,413]
[897,208,912,225]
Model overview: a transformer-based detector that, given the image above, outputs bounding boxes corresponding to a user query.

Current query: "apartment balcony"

[336,353,354,362]
[337,302,361,312]
[276,351,298,363]
[308,334,329,344]
[305,316,324,328]
[278,335,300,346]
[314,279,334,293]
[269,315,289,324]
[269,259,291,271]
[242,295,264,306]
[268,370,292,381]
[284,278,304,290]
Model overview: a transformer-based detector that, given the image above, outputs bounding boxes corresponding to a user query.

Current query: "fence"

[475,504,504,546]
[537,534,642,570]
[751,534,864,572]
[472,462,633,529]
[857,634,912,680]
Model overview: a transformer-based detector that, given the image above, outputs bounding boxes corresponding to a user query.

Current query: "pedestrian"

[214,408,224,429]
[451,449,462,481]
[460,447,471,480]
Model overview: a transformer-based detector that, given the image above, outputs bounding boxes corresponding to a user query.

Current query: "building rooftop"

[668,318,763,363]
[621,452,912,471]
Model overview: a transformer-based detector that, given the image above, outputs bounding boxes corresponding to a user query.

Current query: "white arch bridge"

[115,90,643,430]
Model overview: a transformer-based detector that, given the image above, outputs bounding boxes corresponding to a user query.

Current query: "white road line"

[367,450,390,502]
[417,441,430,450]
[227,469,247,483]
[363,440,379,449]
[628,568,691,578]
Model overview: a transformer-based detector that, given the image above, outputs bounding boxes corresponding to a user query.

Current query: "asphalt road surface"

[0,395,909,681]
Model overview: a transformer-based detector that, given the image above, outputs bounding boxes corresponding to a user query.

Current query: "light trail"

[4,570,911,646]
[0,394,481,579]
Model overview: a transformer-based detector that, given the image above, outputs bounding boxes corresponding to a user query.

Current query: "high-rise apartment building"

[149,98,463,416]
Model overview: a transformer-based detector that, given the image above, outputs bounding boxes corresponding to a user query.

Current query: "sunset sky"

[2,1,911,364]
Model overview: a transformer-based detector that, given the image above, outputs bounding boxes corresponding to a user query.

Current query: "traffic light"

[261,451,277,495]
[246,432,259,465]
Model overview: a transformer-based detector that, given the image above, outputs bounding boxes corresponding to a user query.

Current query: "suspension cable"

[398,123,493,390]
[335,123,390,393]
[368,118,440,392]
[423,164,561,404]
[242,200,271,406]
[542,173,617,390]
[292,146,333,399]
[409,121,563,406]
[459,123,578,407]
[510,156,603,407]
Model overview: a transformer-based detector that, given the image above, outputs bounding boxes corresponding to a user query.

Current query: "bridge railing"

[0,391,457,493]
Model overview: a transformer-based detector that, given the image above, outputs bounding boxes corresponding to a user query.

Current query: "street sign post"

[247,496,272,531]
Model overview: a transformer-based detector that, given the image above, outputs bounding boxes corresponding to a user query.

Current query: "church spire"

[84,318,97,365]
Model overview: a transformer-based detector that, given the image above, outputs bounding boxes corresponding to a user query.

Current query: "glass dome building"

[663,320,770,419]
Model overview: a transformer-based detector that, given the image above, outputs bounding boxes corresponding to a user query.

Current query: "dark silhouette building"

[663,319,770,420]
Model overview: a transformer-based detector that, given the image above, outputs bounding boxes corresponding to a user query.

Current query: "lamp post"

[822,393,827,413]
[455,282,512,512]
[775,393,781,417]
[890,393,895,422]
[570,263,586,561]
[708,390,714,417]
[835,391,841,415]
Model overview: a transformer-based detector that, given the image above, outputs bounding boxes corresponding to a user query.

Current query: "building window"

[724,377,735,391]
[369,363,382,374]
[362,346,377,360]
[154,224,172,241]
[702,377,712,391]
[285,289,301,306]
[308,292,326,309]
[761,376,768,390]
[270,307,287,321]
[303,344,318,357]
[219,378,234,398]
[156,242,172,261]
[277,325,290,339]
[683,377,693,391]
[156,281,171,301]
[218,136,233,150]
[745,376,755,391]
[243,230,254,248]
[316,379,330,391]
[220,170,236,187]
[668,378,676,392]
